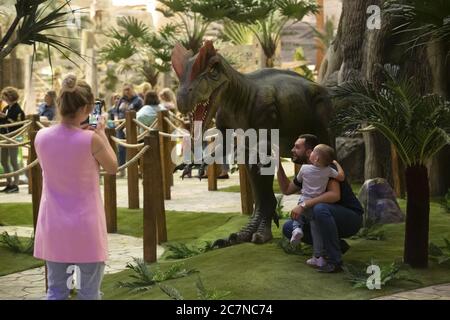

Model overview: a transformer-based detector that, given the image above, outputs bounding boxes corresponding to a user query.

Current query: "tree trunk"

[404,165,430,268]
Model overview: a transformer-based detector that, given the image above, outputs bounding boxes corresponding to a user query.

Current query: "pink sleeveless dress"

[34,124,108,263]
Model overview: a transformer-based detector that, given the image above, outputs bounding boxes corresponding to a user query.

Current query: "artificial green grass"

[0,238,44,276]
[101,200,450,300]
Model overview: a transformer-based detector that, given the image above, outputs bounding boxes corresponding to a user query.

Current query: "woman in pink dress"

[34,74,118,300]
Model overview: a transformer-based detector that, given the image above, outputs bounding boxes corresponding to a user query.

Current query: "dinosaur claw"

[212,238,232,248]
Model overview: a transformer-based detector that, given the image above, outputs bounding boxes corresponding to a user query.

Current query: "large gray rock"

[358,178,405,227]
[336,137,365,183]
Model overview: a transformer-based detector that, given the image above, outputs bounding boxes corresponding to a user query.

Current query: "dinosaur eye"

[208,65,219,80]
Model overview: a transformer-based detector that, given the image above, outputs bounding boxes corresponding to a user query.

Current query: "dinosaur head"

[171,41,228,129]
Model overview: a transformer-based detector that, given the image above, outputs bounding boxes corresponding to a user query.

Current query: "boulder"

[358,178,405,227]
[336,137,365,183]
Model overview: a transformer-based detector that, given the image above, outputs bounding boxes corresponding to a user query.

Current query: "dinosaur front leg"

[247,164,277,244]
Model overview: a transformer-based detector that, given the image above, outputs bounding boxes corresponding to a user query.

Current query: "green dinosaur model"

[171,41,333,245]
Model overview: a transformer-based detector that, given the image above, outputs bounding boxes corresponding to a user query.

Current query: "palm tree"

[216,0,319,67]
[157,0,212,54]
[99,16,174,86]
[334,64,450,268]
[385,0,450,51]
[0,0,83,64]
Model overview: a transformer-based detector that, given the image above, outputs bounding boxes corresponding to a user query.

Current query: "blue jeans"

[117,129,126,167]
[283,203,362,265]
[46,261,105,300]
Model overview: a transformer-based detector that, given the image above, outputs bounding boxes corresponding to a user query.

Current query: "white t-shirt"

[297,164,338,200]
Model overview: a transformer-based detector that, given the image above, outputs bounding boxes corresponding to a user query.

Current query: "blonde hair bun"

[61,74,77,93]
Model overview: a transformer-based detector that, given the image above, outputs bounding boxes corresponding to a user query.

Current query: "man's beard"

[292,154,308,165]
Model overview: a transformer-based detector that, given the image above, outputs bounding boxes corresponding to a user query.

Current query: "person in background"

[138,82,152,100]
[0,87,25,193]
[136,90,166,127]
[34,74,117,300]
[113,84,144,174]
[38,90,57,121]
[107,93,121,121]
[159,88,177,112]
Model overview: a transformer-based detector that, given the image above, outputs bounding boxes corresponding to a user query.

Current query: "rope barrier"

[0,140,31,148]
[0,120,31,128]
[2,122,31,138]
[137,131,149,141]
[0,159,39,179]
[159,131,189,139]
[0,133,25,145]
[100,145,150,176]
[114,121,126,131]
[110,136,145,149]
[164,116,188,134]
[168,111,190,125]
[36,121,47,129]
[133,118,152,132]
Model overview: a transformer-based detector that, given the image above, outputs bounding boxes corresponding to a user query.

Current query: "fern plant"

[165,242,215,260]
[429,238,450,265]
[276,195,290,220]
[117,258,198,293]
[342,260,421,289]
[0,231,34,254]
[196,276,231,300]
[277,237,311,256]
[158,276,231,300]
[351,225,386,241]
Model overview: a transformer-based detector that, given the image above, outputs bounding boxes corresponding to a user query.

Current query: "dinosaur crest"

[171,42,193,79]
[171,41,217,82]
[190,41,217,81]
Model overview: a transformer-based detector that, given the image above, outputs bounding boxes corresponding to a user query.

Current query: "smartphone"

[89,100,103,127]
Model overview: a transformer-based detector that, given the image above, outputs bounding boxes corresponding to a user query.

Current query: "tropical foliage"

[334,64,450,268]
[385,0,450,50]
[0,231,34,254]
[117,258,198,293]
[0,0,84,66]
[99,16,175,86]
[343,260,421,289]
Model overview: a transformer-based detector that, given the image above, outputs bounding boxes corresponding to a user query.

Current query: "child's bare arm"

[332,160,345,182]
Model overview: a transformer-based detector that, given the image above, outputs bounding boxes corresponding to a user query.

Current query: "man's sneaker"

[5,185,19,193]
[0,185,12,193]
[290,228,304,245]
[317,263,343,273]
[306,256,327,268]
[340,239,350,254]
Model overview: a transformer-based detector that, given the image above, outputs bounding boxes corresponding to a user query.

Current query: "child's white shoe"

[306,256,327,268]
[290,228,304,245]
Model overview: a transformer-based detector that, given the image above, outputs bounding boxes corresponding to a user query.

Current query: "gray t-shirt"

[297,164,338,200]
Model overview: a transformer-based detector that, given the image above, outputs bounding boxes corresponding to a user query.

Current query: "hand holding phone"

[89,100,104,127]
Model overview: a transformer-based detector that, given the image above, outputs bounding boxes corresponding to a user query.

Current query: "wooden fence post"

[125,111,139,209]
[104,128,117,233]
[29,131,42,231]
[157,110,171,200]
[143,131,167,262]
[27,114,40,194]
[207,163,218,191]
[239,165,254,215]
